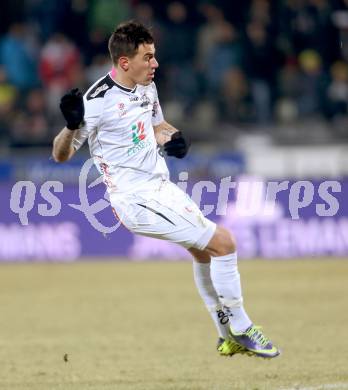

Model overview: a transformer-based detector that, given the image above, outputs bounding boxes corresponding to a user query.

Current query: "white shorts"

[109,180,216,250]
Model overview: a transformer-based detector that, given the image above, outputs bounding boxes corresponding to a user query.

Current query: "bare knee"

[205,226,236,257]
[188,247,211,263]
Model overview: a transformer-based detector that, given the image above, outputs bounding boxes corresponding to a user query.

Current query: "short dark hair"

[108,21,154,65]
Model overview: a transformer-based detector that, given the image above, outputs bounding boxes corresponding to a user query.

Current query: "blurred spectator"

[297,49,327,116]
[161,2,198,109]
[244,20,277,123]
[85,28,109,64]
[307,0,339,66]
[0,22,39,91]
[89,0,130,34]
[131,2,166,83]
[0,0,26,35]
[39,33,83,115]
[332,5,348,63]
[196,3,225,71]
[132,2,163,38]
[279,0,339,63]
[204,22,243,94]
[276,58,302,122]
[0,66,17,143]
[62,0,89,53]
[248,0,272,28]
[85,55,111,85]
[278,58,303,99]
[326,60,348,118]
[25,0,66,41]
[39,33,82,89]
[10,88,49,146]
[162,2,195,64]
[220,68,251,122]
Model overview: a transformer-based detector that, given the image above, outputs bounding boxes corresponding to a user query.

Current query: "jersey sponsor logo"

[132,121,146,144]
[90,83,109,98]
[129,96,139,102]
[117,102,127,117]
[127,121,151,156]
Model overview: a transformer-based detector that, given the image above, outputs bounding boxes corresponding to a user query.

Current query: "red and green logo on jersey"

[127,121,150,156]
[132,121,146,144]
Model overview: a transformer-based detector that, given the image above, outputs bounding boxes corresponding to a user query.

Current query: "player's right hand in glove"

[163,131,190,159]
[59,88,85,130]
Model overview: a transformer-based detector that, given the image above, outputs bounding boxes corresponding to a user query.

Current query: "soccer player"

[52,21,280,358]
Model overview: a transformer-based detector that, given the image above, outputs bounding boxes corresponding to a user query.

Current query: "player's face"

[128,43,159,86]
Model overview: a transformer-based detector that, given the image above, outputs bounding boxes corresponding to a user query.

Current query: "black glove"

[59,88,85,130]
[163,131,190,159]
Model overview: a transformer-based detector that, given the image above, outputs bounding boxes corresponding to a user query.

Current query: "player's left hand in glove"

[163,131,190,159]
[59,88,85,130]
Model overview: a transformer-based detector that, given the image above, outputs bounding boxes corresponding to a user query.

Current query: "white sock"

[192,261,230,339]
[210,252,252,333]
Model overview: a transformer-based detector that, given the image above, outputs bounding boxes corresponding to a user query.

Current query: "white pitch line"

[280,383,348,390]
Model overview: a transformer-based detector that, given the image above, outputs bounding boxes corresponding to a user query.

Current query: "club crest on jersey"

[140,93,151,108]
[127,121,151,156]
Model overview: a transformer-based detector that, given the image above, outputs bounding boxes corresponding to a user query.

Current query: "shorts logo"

[128,121,150,156]
[185,206,193,213]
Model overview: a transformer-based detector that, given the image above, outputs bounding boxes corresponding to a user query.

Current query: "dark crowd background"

[1,0,348,150]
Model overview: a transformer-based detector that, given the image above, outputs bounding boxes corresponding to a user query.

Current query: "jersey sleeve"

[72,97,103,151]
[151,82,164,126]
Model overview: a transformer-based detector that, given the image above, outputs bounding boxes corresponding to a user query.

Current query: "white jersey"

[73,73,169,193]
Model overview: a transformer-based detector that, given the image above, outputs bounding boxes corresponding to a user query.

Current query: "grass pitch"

[0,259,347,390]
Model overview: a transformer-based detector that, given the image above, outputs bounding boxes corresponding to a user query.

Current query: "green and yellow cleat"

[229,324,281,359]
[216,337,253,357]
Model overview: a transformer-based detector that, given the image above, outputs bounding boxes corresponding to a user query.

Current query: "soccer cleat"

[229,324,281,358]
[216,337,252,357]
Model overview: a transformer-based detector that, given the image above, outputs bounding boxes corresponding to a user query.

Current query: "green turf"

[0,259,347,390]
